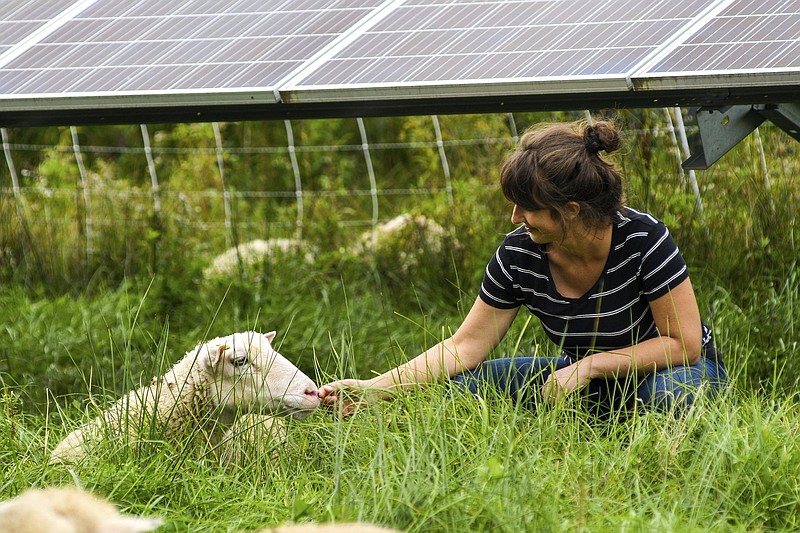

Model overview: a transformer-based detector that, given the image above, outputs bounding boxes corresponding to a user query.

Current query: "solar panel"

[0,0,797,128]
[0,0,389,105]
[282,0,724,102]
[0,0,84,58]
[631,0,800,89]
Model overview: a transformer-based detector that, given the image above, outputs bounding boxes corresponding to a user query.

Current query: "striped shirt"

[480,207,703,359]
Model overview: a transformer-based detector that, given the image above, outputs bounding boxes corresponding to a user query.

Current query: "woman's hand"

[318,379,384,416]
[541,361,592,403]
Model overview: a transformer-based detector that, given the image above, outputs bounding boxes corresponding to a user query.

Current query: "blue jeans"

[453,351,727,415]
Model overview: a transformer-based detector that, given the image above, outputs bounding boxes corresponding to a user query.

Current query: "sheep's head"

[205,331,320,420]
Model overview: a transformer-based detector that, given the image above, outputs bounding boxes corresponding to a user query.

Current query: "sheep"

[203,238,315,280]
[50,331,320,464]
[357,214,449,255]
[259,524,401,533]
[352,214,459,278]
[0,486,162,533]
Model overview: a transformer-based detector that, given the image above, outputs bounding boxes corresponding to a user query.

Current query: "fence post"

[70,126,93,267]
[1,128,24,223]
[753,127,774,210]
[663,108,687,186]
[212,122,233,247]
[140,124,162,271]
[284,119,304,241]
[508,113,519,144]
[140,124,161,218]
[671,107,711,242]
[1,127,41,282]
[356,117,379,230]
[431,115,454,205]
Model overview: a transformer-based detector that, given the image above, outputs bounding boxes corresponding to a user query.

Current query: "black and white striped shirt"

[480,207,701,359]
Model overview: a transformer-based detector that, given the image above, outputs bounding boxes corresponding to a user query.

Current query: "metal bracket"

[753,103,800,142]
[683,103,800,170]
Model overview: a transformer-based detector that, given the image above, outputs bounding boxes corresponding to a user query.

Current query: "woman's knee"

[637,358,728,412]
[452,357,562,400]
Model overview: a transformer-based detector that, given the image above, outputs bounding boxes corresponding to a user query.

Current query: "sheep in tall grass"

[50,331,320,464]
[0,486,162,533]
[352,214,459,280]
[203,238,315,280]
[357,214,449,256]
[260,524,401,533]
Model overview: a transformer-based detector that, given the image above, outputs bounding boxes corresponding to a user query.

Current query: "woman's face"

[511,204,562,244]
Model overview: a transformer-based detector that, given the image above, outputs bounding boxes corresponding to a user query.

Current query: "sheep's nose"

[304,387,321,408]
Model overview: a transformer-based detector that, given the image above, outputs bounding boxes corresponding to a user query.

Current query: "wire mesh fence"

[0,107,791,289]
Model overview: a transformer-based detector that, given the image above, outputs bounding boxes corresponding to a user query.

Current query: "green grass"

[3,367,800,532]
[1,266,800,532]
[1,110,799,530]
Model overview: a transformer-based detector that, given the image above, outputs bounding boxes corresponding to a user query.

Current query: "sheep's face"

[206,331,320,420]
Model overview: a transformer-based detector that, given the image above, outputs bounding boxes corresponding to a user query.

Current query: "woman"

[319,119,727,416]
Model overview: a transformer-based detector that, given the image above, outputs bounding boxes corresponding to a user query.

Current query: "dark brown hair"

[500,118,624,233]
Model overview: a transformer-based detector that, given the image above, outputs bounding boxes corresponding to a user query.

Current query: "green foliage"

[3,111,796,293]
[0,226,798,530]
[4,369,800,530]
[0,110,798,415]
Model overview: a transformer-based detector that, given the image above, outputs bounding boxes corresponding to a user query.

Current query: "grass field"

[1,262,799,532]
[1,111,799,531]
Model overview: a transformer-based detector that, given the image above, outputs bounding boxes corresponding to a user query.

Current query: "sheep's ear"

[209,344,227,369]
[97,515,163,533]
[264,331,277,343]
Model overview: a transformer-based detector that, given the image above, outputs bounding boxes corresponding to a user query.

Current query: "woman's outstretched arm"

[319,298,519,414]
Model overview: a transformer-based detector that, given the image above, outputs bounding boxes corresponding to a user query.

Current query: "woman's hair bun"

[583,120,620,154]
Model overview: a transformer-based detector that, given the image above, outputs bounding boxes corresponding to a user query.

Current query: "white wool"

[352,214,455,275]
[376,214,415,234]
[203,239,314,279]
[0,486,162,533]
[357,214,449,255]
[50,331,319,464]
[259,524,401,533]
[368,214,445,242]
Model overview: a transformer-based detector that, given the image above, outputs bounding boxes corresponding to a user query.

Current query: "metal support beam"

[682,106,765,170]
[683,103,800,170]
[754,103,800,142]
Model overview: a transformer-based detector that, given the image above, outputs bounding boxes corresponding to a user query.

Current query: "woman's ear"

[563,201,581,220]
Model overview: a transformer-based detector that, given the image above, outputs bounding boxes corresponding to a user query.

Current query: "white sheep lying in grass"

[358,214,449,254]
[203,238,314,280]
[50,331,320,464]
[260,524,401,533]
[353,214,457,275]
[0,486,162,533]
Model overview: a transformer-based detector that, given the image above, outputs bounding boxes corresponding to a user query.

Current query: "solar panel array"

[0,0,797,123]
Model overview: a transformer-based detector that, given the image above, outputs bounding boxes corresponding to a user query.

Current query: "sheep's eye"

[232,355,249,368]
